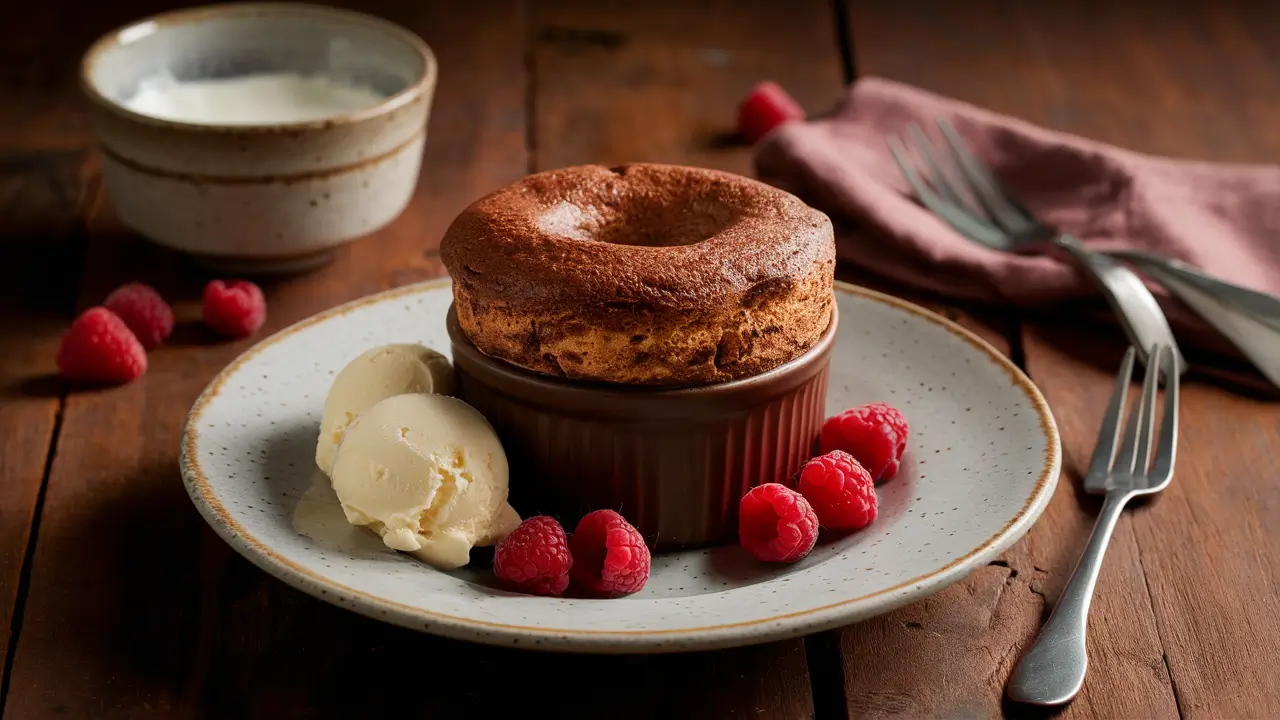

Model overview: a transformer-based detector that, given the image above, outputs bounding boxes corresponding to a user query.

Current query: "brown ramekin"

[447,303,837,551]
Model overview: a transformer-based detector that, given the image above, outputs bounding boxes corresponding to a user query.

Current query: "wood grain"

[177,551,815,719]
[2,0,1275,717]
[833,1,1184,717]
[849,0,1280,716]
[0,1,529,717]
[532,0,844,175]
[2,1,831,718]
[533,4,1025,717]
[528,1,848,715]
[821,294,1171,716]
[1024,325,1280,719]
[0,150,94,697]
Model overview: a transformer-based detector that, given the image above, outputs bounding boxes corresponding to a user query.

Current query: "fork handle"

[1050,235,1186,375]
[1006,490,1132,706]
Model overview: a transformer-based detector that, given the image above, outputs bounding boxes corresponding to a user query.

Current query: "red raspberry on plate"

[569,509,651,597]
[56,307,148,384]
[203,279,266,338]
[493,516,573,597]
[819,402,909,482]
[736,81,805,143]
[103,282,174,350]
[739,483,819,563]
[797,450,878,531]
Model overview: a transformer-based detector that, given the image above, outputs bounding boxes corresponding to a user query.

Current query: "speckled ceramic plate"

[180,279,1059,653]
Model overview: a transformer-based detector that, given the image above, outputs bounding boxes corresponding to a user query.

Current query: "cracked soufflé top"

[440,162,835,386]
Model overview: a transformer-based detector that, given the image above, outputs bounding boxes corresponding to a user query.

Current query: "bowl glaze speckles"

[81,3,436,273]
[180,279,1060,653]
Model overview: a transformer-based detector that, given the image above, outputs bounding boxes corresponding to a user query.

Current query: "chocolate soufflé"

[441,163,835,386]
[441,163,837,548]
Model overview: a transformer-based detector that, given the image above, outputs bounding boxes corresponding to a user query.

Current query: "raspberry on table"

[736,81,806,144]
[797,450,878,531]
[493,516,573,597]
[819,402,909,483]
[569,509,651,597]
[103,282,174,350]
[738,483,819,563]
[56,307,148,384]
[203,279,267,338]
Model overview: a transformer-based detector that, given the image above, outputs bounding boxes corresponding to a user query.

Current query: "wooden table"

[2,1,1277,717]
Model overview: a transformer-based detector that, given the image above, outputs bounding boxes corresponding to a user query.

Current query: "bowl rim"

[79,2,438,134]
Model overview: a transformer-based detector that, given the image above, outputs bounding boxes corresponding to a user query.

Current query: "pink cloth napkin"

[754,77,1280,351]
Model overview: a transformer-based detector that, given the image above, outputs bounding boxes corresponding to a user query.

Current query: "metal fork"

[888,120,1185,375]
[1106,249,1280,388]
[1006,344,1180,706]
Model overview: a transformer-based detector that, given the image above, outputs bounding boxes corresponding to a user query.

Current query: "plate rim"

[180,278,1061,652]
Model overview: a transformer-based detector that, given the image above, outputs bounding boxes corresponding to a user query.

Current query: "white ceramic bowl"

[81,3,437,273]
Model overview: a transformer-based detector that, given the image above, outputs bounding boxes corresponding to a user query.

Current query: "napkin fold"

[754,77,1280,351]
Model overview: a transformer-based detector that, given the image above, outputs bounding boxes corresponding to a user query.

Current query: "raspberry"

[56,307,147,383]
[797,450,878,531]
[738,483,819,563]
[493,516,573,597]
[819,403,909,482]
[103,282,174,350]
[736,81,805,143]
[569,510,651,597]
[203,279,266,338]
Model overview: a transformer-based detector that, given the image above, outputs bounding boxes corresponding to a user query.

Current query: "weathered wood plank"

[0,1,528,717]
[2,1,838,718]
[526,1,851,715]
[0,150,93,703]
[848,0,1280,717]
[533,0,845,176]
[1026,322,1280,719]
[533,3,1025,717]
[836,0,1199,716]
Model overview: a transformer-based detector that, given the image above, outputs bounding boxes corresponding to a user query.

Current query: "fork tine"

[935,118,1039,236]
[1131,344,1165,473]
[1150,346,1180,482]
[887,135,1010,250]
[1114,344,1162,475]
[1084,346,1135,485]
[907,123,970,211]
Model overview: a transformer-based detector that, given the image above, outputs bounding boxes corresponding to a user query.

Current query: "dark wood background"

[2,1,1278,717]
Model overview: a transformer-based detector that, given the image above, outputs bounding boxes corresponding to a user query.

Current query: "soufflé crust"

[440,163,835,386]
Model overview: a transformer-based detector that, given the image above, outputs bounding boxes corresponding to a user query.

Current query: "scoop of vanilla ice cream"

[329,393,521,569]
[316,344,455,476]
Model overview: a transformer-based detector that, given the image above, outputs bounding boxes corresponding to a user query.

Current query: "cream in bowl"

[81,3,437,273]
[123,72,388,126]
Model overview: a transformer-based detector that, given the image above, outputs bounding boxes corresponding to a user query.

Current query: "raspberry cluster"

[56,279,267,384]
[493,510,651,598]
[738,402,908,563]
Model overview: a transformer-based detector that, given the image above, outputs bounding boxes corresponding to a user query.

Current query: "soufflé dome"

[441,163,835,386]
